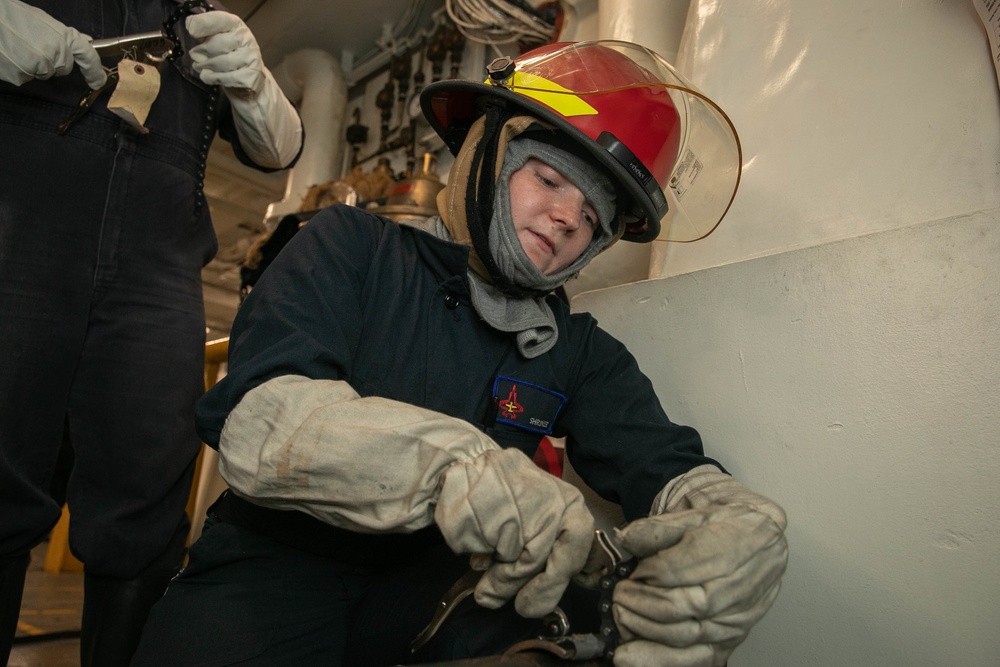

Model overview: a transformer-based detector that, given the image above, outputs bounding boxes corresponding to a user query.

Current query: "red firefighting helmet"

[421,40,742,243]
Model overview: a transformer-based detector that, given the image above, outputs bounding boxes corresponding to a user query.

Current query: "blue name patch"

[490,376,567,435]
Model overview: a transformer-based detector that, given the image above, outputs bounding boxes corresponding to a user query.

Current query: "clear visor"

[513,41,743,242]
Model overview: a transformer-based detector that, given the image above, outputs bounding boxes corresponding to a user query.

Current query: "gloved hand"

[186,10,302,168]
[0,0,106,88]
[611,465,788,667]
[435,448,595,619]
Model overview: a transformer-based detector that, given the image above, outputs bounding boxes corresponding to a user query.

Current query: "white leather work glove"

[217,375,502,533]
[0,0,106,88]
[185,11,302,168]
[611,465,788,667]
[435,448,595,619]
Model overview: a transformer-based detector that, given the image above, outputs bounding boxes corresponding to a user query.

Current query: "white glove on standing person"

[435,448,595,619]
[611,464,788,667]
[186,11,302,168]
[0,0,106,88]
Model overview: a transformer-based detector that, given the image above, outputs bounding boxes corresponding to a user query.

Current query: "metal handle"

[92,31,175,59]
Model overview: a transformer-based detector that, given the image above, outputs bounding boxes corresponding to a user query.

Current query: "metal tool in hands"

[56,0,211,134]
[410,529,636,663]
[409,567,485,653]
[56,32,174,135]
[92,31,176,61]
[504,557,638,665]
[56,67,119,134]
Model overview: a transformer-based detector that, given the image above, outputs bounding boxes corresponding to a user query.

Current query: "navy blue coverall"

[132,205,720,666]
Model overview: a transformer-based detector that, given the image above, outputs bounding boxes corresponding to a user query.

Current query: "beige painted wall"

[570,1,1000,664]
[574,210,1000,666]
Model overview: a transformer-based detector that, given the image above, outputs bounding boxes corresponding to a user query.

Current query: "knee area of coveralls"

[130,511,603,667]
[342,541,602,665]
[132,514,375,666]
[69,480,195,581]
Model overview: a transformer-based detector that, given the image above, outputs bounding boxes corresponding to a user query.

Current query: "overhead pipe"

[598,0,690,63]
[564,0,692,297]
[266,48,349,223]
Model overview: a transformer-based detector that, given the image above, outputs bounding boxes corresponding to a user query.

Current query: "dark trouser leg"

[1,86,214,667]
[133,513,373,667]
[0,554,31,665]
[66,138,208,666]
[79,520,189,667]
[0,113,107,667]
[64,136,206,580]
[80,571,176,667]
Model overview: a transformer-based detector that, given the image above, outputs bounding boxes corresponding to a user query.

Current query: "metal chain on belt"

[596,557,637,665]
[500,556,639,664]
[162,0,213,61]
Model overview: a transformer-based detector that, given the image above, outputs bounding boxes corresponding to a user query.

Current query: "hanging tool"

[405,48,426,176]
[392,53,411,130]
[445,25,465,79]
[345,108,370,167]
[56,67,120,134]
[427,25,447,83]
[375,78,395,151]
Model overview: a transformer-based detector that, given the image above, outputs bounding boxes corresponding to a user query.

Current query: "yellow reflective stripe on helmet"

[486,71,598,117]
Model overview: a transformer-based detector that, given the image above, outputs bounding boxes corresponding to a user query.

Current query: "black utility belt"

[210,490,444,566]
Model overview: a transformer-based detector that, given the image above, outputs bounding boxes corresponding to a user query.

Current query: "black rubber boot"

[80,571,175,667]
[0,553,31,665]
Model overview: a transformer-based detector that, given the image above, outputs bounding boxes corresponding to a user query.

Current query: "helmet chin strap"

[464,103,549,299]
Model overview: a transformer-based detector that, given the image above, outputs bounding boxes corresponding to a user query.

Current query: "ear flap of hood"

[436,114,543,282]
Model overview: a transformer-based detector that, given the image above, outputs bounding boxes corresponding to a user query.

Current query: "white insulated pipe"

[565,0,692,298]
[266,48,348,221]
[597,0,690,64]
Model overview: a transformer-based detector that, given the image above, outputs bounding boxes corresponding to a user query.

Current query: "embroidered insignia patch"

[490,376,567,435]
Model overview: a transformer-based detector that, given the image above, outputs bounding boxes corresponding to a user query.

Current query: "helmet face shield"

[422,40,742,243]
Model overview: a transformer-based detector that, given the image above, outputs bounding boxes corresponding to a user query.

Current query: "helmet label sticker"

[669,148,703,200]
[488,376,567,435]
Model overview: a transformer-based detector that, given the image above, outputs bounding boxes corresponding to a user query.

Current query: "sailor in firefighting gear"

[132,41,786,667]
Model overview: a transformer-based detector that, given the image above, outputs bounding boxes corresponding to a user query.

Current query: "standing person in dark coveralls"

[133,41,788,667]
[0,1,302,664]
